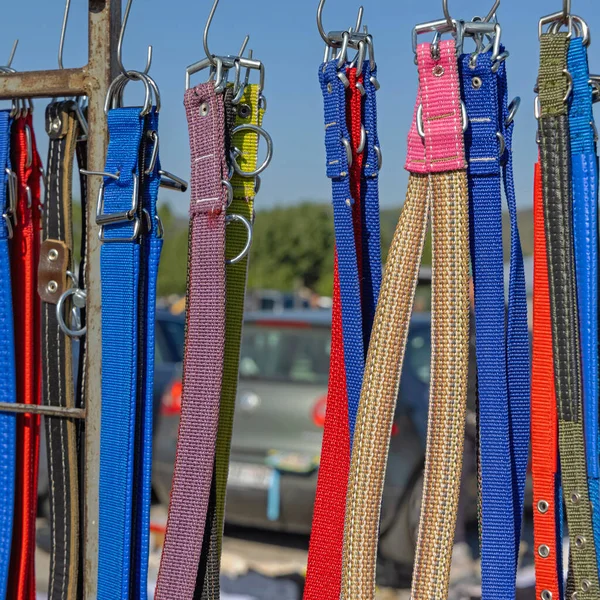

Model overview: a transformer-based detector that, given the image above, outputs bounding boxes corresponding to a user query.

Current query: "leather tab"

[38,239,69,304]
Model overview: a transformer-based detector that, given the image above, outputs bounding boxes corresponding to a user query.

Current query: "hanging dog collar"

[38,99,87,600]
[155,80,230,600]
[537,28,600,597]
[8,105,43,600]
[342,34,470,599]
[0,109,16,599]
[459,29,530,595]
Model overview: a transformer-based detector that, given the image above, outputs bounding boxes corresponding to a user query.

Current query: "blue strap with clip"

[97,107,144,599]
[568,36,600,571]
[319,60,365,443]
[0,110,15,599]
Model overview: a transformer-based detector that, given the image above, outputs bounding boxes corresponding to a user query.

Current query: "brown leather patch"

[38,239,69,304]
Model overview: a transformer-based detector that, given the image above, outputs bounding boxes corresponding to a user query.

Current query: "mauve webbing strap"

[155,82,227,600]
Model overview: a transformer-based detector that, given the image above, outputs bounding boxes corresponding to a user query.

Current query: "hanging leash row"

[0,110,16,599]
[537,27,600,597]
[8,104,43,600]
[342,34,470,599]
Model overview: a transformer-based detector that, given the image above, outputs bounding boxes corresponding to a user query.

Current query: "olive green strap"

[538,31,600,598]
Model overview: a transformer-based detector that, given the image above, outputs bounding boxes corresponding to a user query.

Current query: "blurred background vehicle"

[152,309,436,581]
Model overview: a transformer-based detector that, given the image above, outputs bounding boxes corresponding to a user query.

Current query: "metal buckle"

[95,173,141,243]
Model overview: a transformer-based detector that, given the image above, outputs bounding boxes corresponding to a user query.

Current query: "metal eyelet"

[537,500,549,514]
[538,544,550,558]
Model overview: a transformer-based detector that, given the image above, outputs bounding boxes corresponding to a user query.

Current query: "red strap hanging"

[8,114,42,600]
[531,160,561,600]
[304,67,364,600]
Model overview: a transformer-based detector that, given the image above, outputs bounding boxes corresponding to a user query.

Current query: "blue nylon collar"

[461,50,531,597]
[568,36,600,575]
[0,110,16,599]
[319,60,365,443]
[98,106,145,599]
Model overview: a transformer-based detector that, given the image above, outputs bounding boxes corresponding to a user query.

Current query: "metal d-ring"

[104,70,153,116]
[443,0,500,29]
[226,214,252,264]
[505,96,521,126]
[230,124,273,177]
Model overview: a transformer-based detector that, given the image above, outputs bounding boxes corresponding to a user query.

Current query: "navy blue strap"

[98,107,144,599]
[498,56,531,561]
[360,60,382,345]
[132,108,163,599]
[568,36,600,566]
[320,60,365,442]
[461,52,517,596]
[0,110,15,599]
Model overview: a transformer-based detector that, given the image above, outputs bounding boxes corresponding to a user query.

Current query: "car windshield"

[239,320,431,387]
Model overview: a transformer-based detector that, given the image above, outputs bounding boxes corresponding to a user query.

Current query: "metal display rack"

[0,1,122,596]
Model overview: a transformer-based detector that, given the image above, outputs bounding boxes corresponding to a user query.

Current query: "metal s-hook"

[117,0,152,79]
[203,0,221,66]
[442,0,500,29]
[58,0,71,69]
[5,40,18,69]
[317,0,364,47]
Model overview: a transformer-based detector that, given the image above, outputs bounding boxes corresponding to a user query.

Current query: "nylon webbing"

[461,51,516,596]
[199,83,264,600]
[39,101,83,600]
[155,83,227,600]
[532,158,562,600]
[342,39,469,599]
[9,113,42,600]
[97,107,145,599]
[567,37,600,569]
[0,110,16,599]
[538,31,600,597]
[132,107,163,600]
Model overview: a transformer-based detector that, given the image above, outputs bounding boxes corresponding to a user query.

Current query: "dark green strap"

[539,31,600,598]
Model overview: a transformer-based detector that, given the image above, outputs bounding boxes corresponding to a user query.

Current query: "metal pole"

[0,2,122,596]
[83,2,121,597]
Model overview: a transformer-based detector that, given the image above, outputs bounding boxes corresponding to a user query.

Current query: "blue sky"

[4,0,600,216]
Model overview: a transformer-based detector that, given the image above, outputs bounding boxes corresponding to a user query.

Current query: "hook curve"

[117,0,152,78]
[58,0,71,69]
[442,0,500,29]
[6,40,18,69]
[204,0,221,66]
[317,0,364,46]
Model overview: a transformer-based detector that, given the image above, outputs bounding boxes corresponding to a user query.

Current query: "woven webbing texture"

[341,173,430,599]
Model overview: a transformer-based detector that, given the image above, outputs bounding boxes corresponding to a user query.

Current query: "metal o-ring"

[56,288,87,338]
[226,214,252,265]
[230,124,273,178]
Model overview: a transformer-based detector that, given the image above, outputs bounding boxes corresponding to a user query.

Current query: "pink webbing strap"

[405,39,466,174]
[155,82,228,600]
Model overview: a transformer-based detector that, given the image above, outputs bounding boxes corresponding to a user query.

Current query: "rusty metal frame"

[0,1,121,596]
